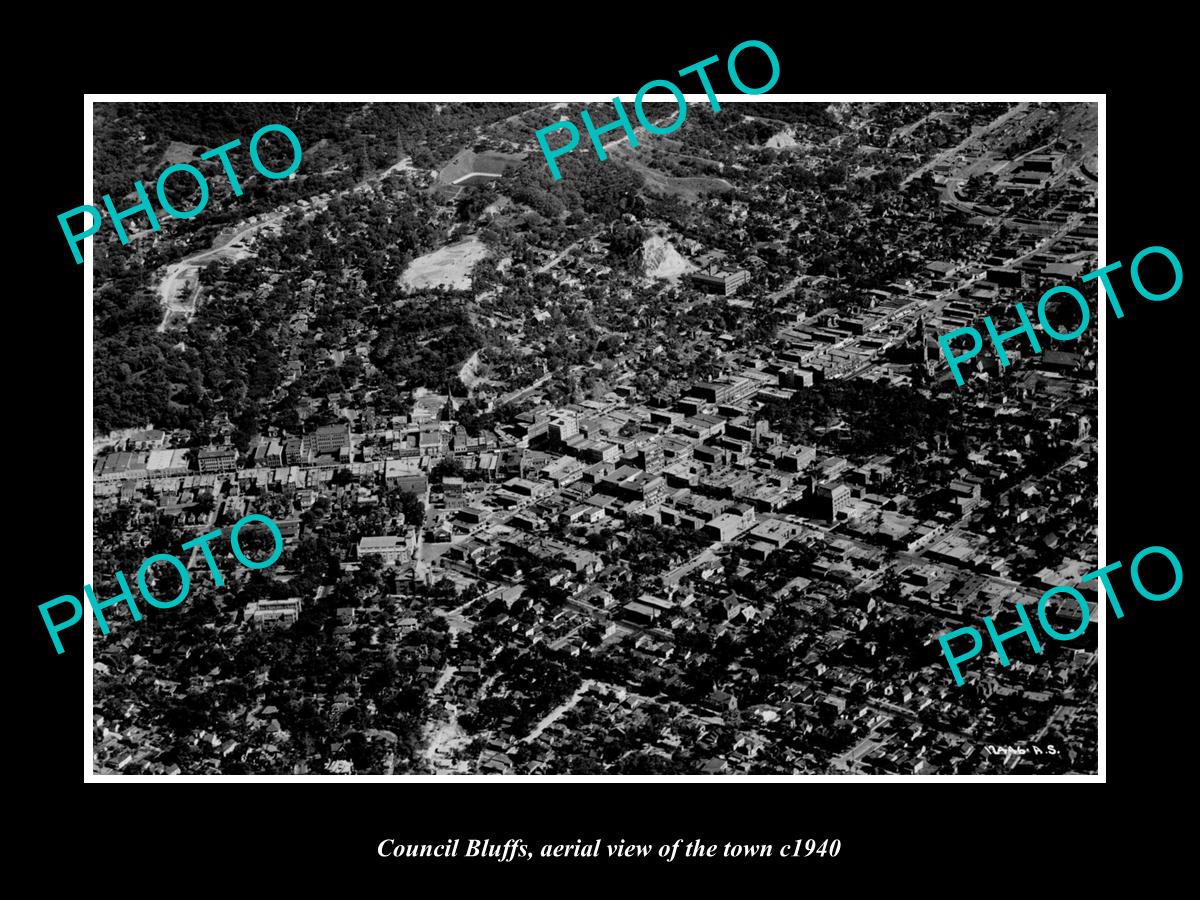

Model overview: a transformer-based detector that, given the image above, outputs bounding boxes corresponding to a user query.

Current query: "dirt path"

[535,239,581,274]
[155,213,281,331]
[601,114,674,153]
[379,156,417,179]
[498,370,553,406]
[893,107,939,141]
[420,712,470,772]
[419,665,504,772]
[523,679,594,743]
[432,665,457,695]
[184,507,220,571]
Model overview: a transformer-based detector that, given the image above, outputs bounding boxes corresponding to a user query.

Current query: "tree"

[432,456,464,483]
[395,491,425,529]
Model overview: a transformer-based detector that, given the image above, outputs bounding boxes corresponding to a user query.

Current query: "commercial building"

[813,483,851,521]
[145,448,191,476]
[311,423,351,455]
[245,597,303,627]
[418,426,443,457]
[549,414,579,444]
[442,476,465,510]
[385,459,429,496]
[357,535,413,567]
[632,442,664,474]
[198,447,237,473]
[597,466,667,506]
[703,505,756,542]
[691,266,750,296]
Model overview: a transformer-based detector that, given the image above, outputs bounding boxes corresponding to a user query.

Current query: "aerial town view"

[90,99,1099,775]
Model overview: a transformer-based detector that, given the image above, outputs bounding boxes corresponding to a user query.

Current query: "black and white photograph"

[81,95,1106,778]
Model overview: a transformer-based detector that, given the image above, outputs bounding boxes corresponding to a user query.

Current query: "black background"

[18,21,1191,887]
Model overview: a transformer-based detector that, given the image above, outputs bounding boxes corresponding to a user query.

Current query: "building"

[692,266,750,296]
[548,414,579,444]
[442,476,465,510]
[988,268,1024,289]
[540,457,585,487]
[418,426,443,457]
[197,447,237,473]
[689,378,759,406]
[597,467,666,505]
[95,451,147,480]
[283,437,306,466]
[385,459,429,496]
[812,483,851,521]
[276,518,302,540]
[621,600,660,626]
[126,429,167,449]
[775,444,817,472]
[1022,153,1062,173]
[245,597,303,627]
[503,477,550,499]
[145,448,191,477]
[703,508,755,542]
[311,423,350,455]
[632,442,664,474]
[263,439,284,467]
[357,535,413,566]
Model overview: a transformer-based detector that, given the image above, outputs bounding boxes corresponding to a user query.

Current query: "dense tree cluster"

[92,103,542,434]
[761,380,956,458]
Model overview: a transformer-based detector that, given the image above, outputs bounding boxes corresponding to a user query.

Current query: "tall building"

[198,447,237,473]
[911,315,940,378]
[312,423,350,455]
[549,414,579,444]
[691,266,750,296]
[813,483,851,521]
[634,442,664,474]
[283,437,306,465]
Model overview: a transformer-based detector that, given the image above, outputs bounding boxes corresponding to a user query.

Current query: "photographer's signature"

[984,743,1058,757]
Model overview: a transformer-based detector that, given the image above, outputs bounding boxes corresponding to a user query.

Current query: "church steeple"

[915,314,938,362]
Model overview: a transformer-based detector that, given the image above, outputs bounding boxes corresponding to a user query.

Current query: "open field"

[155,141,200,169]
[400,236,490,291]
[619,153,733,200]
[607,138,734,201]
[436,148,524,185]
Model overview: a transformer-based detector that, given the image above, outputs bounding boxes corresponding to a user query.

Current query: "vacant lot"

[400,236,490,291]
[156,141,200,168]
